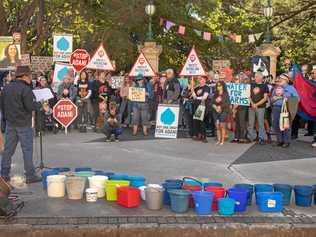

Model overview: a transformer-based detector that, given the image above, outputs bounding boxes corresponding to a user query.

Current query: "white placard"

[155,104,179,139]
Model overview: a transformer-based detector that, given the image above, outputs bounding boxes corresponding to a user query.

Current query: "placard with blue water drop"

[155,104,179,139]
[53,34,73,62]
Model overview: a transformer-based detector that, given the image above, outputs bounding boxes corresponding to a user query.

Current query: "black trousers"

[235,108,248,140]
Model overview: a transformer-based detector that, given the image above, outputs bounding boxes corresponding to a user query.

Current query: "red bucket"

[182,185,202,208]
[205,186,225,211]
[117,186,140,208]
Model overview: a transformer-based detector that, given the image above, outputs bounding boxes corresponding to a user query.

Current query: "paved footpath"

[1,130,316,236]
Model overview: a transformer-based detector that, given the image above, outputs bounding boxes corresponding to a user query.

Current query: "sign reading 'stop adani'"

[155,104,179,139]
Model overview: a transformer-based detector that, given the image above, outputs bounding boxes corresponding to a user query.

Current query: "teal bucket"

[273,184,292,206]
[234,184,253,205]
[218,198,235,216]
[294,185,313,207]
[254,184,273,204]
[168,189,190,213]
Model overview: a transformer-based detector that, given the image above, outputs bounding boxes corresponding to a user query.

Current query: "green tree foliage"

[0,0,315,72]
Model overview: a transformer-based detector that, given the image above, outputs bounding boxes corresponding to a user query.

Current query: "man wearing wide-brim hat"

[1,66,42,183]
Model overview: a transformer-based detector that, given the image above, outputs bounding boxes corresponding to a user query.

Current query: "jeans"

[272,106,291,144]
[1,125,36,178]
[119,98,132,125]
[247,107,266,141]
[103,123,121,139]
[77,100,89,126]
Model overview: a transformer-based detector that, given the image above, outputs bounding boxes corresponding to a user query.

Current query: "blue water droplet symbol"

[57,67,69,81]
[161,108,175,125]
[57,37,69,51]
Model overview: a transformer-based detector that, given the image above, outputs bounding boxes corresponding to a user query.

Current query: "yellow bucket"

[105,180,130,201]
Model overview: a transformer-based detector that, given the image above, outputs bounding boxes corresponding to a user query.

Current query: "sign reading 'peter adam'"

[155,104,180,139]
[129,52,156,77]
[179,46,206,77]
[226,83,251,106]
[53,33,73,62]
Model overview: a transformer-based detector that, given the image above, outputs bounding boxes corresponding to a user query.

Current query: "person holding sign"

[191,76,210,143]
[211,81,231,145]
[77,70,91,132]
[131,75,153,136]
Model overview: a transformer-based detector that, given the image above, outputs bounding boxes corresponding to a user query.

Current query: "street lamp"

[263,0,273,43]
[145,0,156,41]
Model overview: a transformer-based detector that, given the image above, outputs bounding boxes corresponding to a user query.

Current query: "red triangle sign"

[129,52,156,77]
[179,47,206,77]
[86,44,114,71]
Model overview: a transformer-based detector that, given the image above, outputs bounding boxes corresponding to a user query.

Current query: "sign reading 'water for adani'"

[155,104,180,139]
[226,83,251,106]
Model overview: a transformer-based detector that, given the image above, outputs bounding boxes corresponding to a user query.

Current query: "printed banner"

[31,56,53,72]
[155,104,180,139]
[226,83,251,106]
[0,36,21,70]
[53,63,74,91]
[212,60,231,71]
[179,47,206,77]
[110,76,124,89]
[53,33,73,62]
[129,52,156,77]
[86,44,114,71]
[128,87,146,102]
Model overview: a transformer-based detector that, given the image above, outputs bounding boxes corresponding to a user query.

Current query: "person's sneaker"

[312,142,316,148]
[115,138,119,142]
[282,143,290,148]
[26,175,42,184]
[1,176,10,182]
[258,140,266,145]
[105,138,111,142]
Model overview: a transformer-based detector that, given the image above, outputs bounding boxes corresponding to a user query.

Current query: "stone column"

[255,43,281,79]
[138,41,162,73]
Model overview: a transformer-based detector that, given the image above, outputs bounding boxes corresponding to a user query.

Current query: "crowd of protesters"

[0,63,315,149]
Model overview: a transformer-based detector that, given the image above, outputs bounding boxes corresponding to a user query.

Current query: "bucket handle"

[182,177,203,188]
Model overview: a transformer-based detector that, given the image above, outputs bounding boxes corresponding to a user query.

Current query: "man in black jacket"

[1,66,41,183]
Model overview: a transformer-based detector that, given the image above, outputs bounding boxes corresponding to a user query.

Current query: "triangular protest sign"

[129,52,156,77]
[179,47,206,77]
[86,44,114,71]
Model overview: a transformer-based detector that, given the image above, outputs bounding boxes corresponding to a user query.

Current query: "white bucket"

[86,188,98,202]
[88,176,108,198]
[47,175,66,198]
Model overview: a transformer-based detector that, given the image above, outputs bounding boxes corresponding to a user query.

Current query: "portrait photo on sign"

[0,36,21,69]
[252,56,270,77]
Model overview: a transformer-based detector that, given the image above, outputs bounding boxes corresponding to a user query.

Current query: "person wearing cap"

[131,75,153,136]
[271,73,299,148]
[0,66,42,183]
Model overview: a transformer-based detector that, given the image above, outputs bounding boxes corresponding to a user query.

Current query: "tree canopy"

[0,0,315,73]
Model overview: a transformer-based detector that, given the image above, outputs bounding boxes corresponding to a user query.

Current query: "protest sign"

[155,104,180,139]
[53,63,74,91]
[226,83,251,106]
[212,60,231,71]
[252,55,270,77]
[129,52,156,77]
[70,49,90,72]
[32,88,54,102]
[53,33,73,62]
[86,44,114,71]
[110,76,124,89]
[21,54,31,66]
[179,47,206,77]
[128,87,146,102]
[31,56,53,72]
[53,99,78,134]
[0,36,21,70]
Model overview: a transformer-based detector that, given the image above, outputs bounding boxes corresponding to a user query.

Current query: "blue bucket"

[218,198,235,216]
[165,179,183,185]
[234,184,253,205]
[192,191,214,215]
[294,185,313,207]
[41,169,59,189]
[104,172,115,178]
[273,184,292,206]
[110,173,129,180]
[254,184,273,204]
[168,189,190,213]
[128,176,146,188]
[53,167,71,173]
[162,182,183,205]
[257,192,283,212]
[94,170,105,176]
[227,188,248,212]
[204,182,223,188]
[74,167,92,172]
